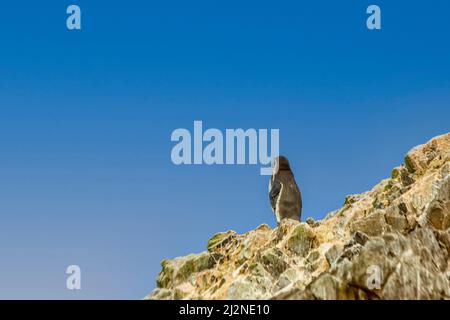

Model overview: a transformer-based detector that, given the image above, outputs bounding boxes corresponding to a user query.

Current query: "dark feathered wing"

[269,177,281,212]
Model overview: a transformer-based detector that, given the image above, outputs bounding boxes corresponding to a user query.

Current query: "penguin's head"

[272,156,291,174]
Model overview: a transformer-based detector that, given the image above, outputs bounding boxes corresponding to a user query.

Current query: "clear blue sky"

[0,1,449,299]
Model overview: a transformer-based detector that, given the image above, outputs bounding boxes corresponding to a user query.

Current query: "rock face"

[146,133,450,300]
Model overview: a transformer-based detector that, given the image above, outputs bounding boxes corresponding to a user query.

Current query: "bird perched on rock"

[269,156,302,224]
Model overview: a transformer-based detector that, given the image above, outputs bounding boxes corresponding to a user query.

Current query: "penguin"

[269,156,302,224]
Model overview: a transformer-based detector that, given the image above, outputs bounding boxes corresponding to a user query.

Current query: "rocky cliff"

[147,133,450,300]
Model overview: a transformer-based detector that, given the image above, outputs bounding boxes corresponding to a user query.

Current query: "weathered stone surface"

[260,247,288,276]
[325,244,342,267]
[284,223,316,256]
[306,217,315,226]
[146,133,450,300]
[207,231,237,252]
[155,252,217,289]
